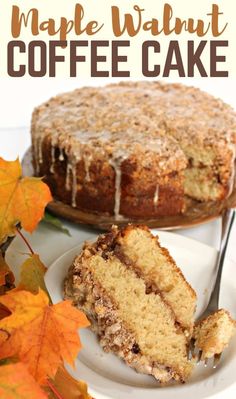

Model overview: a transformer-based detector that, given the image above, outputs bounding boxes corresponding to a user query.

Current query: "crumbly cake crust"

[31,81,236,219]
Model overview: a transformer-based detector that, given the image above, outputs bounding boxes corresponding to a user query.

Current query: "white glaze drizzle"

[153,185,159,209]
[38,137,43,165]
[71,162,78,207]
[84,154,92,182]
[110,160,122,219]
[50,139,56,173]
[66,162,72,191]
[66,154,81,207]
[59,147,64,161]
[109,149,129,219]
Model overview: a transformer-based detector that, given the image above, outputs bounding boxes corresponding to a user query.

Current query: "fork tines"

[213,353,222,368]
[188,337,196,360]
[188,338,222,368]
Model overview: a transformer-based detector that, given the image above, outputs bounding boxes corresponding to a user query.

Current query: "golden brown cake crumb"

[193,309,236,359]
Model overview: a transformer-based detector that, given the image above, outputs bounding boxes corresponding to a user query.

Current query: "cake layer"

[31,81,236,219]
[113,225,196,333]
[183,142,235,201]
[64,225,195,382]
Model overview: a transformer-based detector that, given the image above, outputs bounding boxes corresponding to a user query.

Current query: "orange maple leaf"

[0,289,48,332]
[0,157,52,243]
[0,362,47,399]
[0,289,90,384]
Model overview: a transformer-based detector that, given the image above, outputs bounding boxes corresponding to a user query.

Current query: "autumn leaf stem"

[46,378,65,399]
[16,227,34,255]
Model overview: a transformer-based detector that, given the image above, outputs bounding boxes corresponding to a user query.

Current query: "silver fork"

[189,208,235,368]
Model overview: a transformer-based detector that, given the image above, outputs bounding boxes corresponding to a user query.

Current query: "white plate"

[45,230,236,399]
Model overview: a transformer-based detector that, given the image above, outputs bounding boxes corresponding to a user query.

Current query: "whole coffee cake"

[31,81,236,219]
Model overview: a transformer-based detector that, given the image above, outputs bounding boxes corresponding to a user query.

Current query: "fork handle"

[206,208,235,314]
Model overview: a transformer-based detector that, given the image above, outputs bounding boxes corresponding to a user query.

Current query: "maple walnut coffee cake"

[64,225,236,383]
[31,81,236,220]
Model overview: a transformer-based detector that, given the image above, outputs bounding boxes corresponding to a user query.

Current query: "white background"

[0,77,236,398]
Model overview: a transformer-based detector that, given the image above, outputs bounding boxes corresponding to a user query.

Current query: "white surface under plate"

[45,229,236,399]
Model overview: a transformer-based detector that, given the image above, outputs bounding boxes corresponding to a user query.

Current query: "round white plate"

[45,230,236,399]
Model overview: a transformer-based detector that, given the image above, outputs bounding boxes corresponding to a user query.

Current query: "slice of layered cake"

[64,225,197,383]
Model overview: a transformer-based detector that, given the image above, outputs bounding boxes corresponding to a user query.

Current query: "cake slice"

[193,309,236,359]
[64,225,197,383]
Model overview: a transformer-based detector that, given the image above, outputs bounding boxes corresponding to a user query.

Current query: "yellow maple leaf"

[16,254,48,295]
[0,157,52,243]
[0,289,90,384]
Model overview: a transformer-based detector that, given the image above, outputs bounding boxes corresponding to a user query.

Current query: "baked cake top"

[32,82,236,170]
